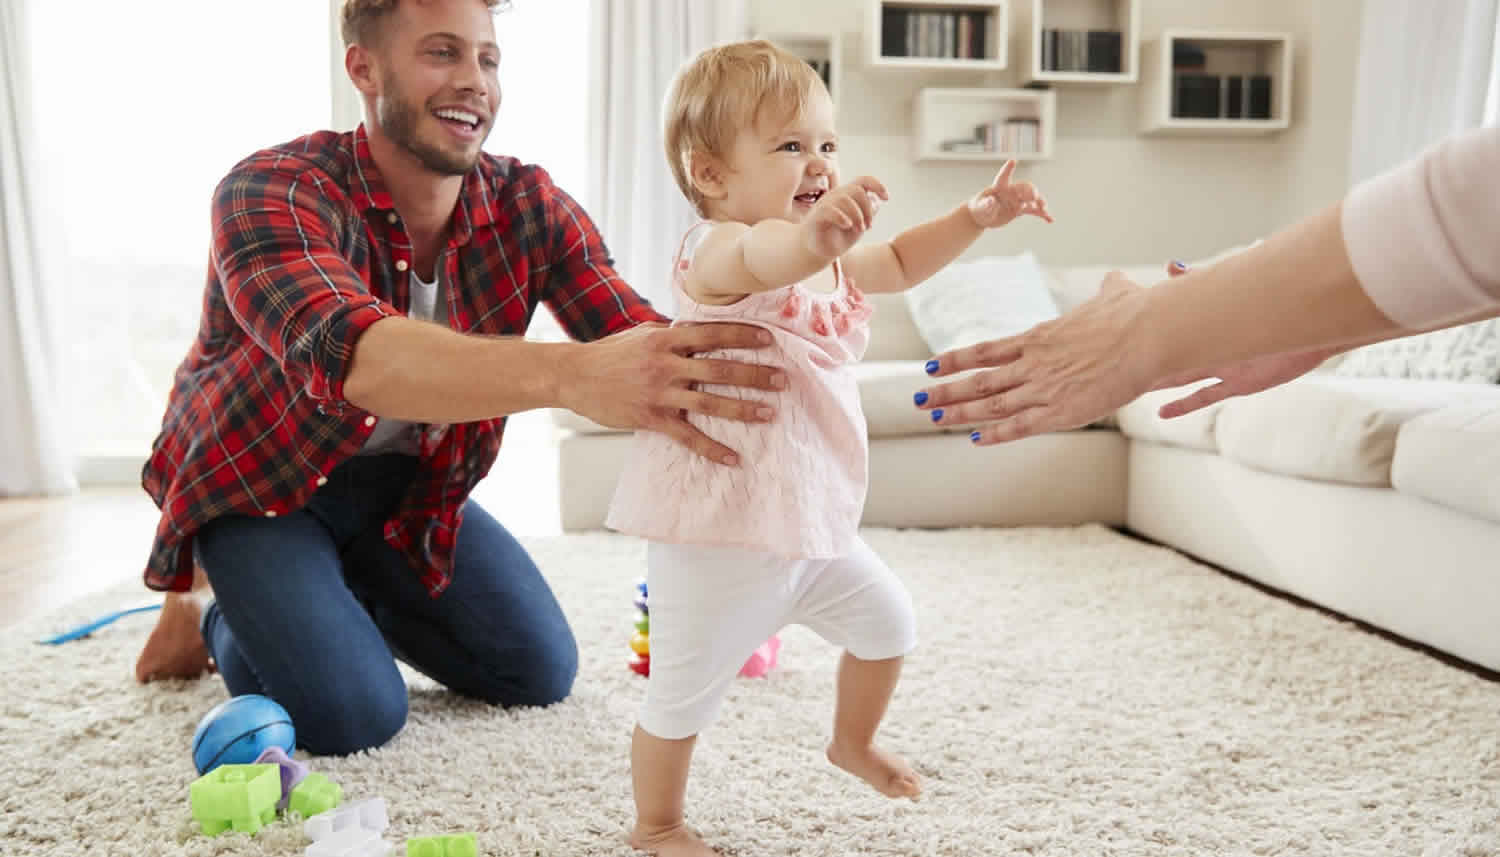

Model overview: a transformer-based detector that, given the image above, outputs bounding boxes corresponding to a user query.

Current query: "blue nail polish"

[970,431,982,443]
[930,409,944,422]
[913,391,928,406]
[925,359,940,375]
[1170,259,1187,270]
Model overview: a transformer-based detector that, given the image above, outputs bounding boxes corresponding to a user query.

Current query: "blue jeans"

[195,454,577,756]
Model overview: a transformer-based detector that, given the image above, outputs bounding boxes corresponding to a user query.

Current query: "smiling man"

[133,0,786,756]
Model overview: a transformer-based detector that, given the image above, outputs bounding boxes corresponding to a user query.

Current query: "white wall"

[750,0,1363,267]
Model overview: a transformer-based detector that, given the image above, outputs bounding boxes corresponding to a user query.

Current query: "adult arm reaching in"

[914,126,1500,444]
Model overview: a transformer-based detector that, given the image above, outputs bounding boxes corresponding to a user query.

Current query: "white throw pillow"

[1334,319,1500,384]
[903,252,1058,354]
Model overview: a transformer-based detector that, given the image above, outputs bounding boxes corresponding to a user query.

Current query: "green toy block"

[634,612,649,633]
[288,771,344,818]
[407,832,478,857]
[189,763,281,836]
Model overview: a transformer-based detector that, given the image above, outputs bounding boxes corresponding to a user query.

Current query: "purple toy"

[253,745,310,810]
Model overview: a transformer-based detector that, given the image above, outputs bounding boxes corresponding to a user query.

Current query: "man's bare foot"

[629,823,722,856]
[826,739,922,799]
[134,593,214,683]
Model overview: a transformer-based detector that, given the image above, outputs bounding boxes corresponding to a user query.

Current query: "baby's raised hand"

[804,176,889,259]
[967,160,1053,227]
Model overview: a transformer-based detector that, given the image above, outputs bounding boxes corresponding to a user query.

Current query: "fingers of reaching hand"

[968,407,1056,446]
[1157,380,1227,418]
[664,385,775,425]
[992,159,1017,186]
[666,323,772,355]
[657,415,741,467]
[686,357,787,392]
[920,363,1022,410]
[926,337,1025,378]
[852,175,890,201]
[1020,200,1053,223]
[839,193,869,231]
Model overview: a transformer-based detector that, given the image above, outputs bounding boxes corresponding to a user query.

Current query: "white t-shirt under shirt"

[360,270,443,456]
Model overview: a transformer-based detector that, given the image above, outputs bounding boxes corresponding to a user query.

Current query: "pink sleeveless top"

[606,222,874,559]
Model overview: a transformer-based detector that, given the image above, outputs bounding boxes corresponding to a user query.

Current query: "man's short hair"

[662,40,826,218]
[340,0,510,48]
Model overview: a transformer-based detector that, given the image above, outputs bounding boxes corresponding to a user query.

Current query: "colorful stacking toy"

[627,578,781,678]
[628,579,652,676]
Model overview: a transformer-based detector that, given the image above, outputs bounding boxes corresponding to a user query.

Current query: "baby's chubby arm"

[686,177,889,304]
[843,160,1052,294]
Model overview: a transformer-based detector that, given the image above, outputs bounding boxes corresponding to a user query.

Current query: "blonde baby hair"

[662,39,828,217]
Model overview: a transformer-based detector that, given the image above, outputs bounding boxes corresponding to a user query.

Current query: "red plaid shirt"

[142,125,665,594]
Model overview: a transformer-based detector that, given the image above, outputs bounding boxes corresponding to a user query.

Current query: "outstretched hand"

[914,269,1155,444]
[556,323,786,466]
[805,176,890,259]
[967,160,1053,228]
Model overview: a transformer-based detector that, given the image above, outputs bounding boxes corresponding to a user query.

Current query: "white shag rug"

[2,526,1497,857]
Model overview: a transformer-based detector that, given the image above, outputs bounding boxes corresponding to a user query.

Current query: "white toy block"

[303,825,392,857]
[306,797,389,841]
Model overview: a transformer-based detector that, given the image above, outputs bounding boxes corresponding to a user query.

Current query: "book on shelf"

[943,117,1042,154]
[1040,29,1122,73]
[1172,41,1207,69]
[1172,72,1273,120]
[881,8,988,59]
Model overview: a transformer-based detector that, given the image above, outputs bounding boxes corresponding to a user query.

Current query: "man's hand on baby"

[966,160,1053,227]
[804,176,889,258]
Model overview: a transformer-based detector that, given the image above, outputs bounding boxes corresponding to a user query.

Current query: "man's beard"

[377,81,484,176]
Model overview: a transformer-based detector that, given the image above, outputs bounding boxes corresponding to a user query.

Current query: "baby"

[607,39,1051,857]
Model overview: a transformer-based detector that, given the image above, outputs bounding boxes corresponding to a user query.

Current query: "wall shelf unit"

[868,0,1009,71]
[758,31,843,105]
[912,87,1056,162]
[1140,30,1292,135]
[1019,0,1140,85]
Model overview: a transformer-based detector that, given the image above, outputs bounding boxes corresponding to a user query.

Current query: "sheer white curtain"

[586,0,749,309]
[1348,0,1500,184]
[0,1,74,496]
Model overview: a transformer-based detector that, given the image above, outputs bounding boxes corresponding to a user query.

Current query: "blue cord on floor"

[36,604,163,645]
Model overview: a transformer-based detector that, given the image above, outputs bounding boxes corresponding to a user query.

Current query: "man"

[134,0,785,756]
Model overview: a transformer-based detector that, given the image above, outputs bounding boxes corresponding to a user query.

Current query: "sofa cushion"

[1392,402,1500,525]
[904,252,1058,353]
[1333,319,1500,383]
[1114,383,1225,452]
[1215,376,1500,486]
[550,360,970,439]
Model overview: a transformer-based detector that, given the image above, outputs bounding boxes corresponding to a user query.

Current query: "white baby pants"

[638,535,917,740]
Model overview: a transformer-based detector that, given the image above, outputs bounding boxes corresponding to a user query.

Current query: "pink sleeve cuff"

[1340,127,1500,329]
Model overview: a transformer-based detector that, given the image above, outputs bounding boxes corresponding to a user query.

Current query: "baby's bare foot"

[134,593,213,683]
[629,823,722,857]
[826,739,922,799]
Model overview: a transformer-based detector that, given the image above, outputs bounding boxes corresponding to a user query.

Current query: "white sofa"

[552,261,1500,674]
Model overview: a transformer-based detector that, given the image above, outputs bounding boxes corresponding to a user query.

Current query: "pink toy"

[737,634,782,678]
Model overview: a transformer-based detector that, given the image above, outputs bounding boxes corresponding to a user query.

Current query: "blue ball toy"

[191,694,296,775]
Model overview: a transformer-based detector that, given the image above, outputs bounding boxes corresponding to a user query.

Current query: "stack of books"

[1039,29,1122,73]
[941,118,1042,154]
[881,8,990,59]
[1169,41,1273,120]
[1171,73,1273,119]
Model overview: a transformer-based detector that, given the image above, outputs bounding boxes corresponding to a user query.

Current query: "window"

[485,0,592,346]
[487,1,591,206]
[1486,9,1500,126]
[28,2,333,463]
